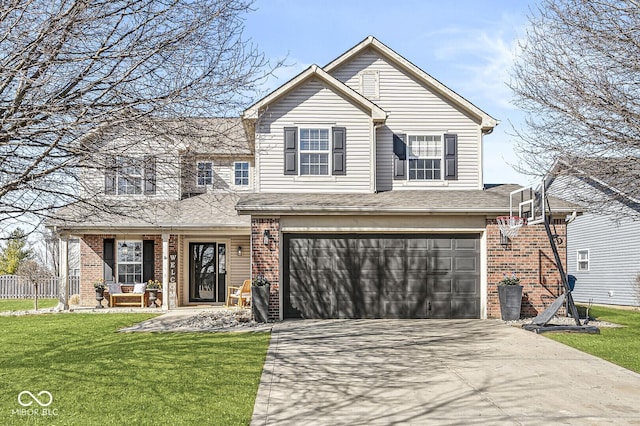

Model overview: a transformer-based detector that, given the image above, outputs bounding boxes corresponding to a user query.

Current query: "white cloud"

[430,14,526,110]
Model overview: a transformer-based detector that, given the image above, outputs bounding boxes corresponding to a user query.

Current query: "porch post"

[162,233,170,311]
[57,235,70,311]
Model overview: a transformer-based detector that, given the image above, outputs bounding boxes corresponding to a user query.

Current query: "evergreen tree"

[0,228,32,275]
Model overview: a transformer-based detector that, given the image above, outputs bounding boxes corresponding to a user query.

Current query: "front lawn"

[0,313,270,425]
[547,306,640,373]
[0,298,59,312]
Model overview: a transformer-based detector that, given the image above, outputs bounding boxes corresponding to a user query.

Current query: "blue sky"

[243,0,541,185]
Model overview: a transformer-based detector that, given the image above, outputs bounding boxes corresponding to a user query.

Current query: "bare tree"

[0,0,273,232]
[510,0,640,214]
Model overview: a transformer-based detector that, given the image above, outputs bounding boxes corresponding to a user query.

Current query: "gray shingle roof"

[50,193,249,232]
[235,185,580,215]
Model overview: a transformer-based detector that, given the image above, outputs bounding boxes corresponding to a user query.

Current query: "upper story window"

[118,158,143,194]
[393,133,457,182]
[300,128,330,175]
[196,161,213,186]
[234,162,250,185]
[577,249,590,271]
[105,156,155,195]
[117,240,142,283]
[284,126,345,176]
[408,135,442,180]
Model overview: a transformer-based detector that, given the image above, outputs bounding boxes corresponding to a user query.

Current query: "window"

[106,156,155,195]
[300,128,329,175]
[197,161,213,186]
[234,162,249,186]
[117,157,143,194]
[577,249,590,271]
[408,135,442,180]
[117,240,142,283]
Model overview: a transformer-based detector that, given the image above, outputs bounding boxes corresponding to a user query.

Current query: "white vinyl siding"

[329,49,482,191]
[229,235,250,289]
[255,79,372,193]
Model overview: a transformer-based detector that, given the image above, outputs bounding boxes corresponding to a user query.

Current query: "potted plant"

[147,279,161,308]
[252,274,271,323]
[498,272,523,321]
[94,278,106,308]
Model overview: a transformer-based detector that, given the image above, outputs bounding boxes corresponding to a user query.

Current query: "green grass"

[0,298,59,312]
[0,313,270,425]
[547,306,640,373]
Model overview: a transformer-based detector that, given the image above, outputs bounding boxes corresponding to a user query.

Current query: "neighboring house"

[51,36,577,319]
[549,160,640,307]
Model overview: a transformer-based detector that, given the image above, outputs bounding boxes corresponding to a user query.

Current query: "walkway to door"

[252,319,640,425]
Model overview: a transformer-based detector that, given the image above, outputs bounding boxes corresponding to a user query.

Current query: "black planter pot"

[252,284,270,323]
[95,288,105,309]
[498,284,523,321]
[148,289,159,308]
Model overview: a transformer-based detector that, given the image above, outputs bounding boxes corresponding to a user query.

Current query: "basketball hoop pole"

[539,188,581,326]
[508,180,583,328]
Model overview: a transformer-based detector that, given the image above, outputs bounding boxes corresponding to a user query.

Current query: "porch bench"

[107,283,146,308]
[110,292,145,308]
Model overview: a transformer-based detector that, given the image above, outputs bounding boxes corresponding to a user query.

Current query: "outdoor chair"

[225,279,251,308]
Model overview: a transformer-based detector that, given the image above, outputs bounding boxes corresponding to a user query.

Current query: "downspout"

[372,120,384,192]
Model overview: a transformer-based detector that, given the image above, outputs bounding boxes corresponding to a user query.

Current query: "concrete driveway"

[252,319,640,425]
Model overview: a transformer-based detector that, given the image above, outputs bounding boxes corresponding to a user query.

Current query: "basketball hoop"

[496,216,527,239]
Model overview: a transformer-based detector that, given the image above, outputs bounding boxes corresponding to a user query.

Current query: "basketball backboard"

[509,184,545,225]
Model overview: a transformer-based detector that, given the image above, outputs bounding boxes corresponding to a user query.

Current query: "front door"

[189,242,227,303]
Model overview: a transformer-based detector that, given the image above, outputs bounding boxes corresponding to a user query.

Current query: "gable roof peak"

[323,36,498,131]
[242,62,386,122]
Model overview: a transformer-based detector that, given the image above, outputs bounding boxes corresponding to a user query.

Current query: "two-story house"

[52,36,576,319]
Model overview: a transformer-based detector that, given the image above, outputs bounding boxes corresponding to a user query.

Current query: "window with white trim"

[300,128,329,175]
[117,240,142,283]
[408,135,442,180]
[234,162,249,186]
[577,249,590,271]
[196,161,213,186]
[117,157,143,194]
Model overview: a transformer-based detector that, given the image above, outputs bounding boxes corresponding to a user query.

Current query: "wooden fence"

[0,275,80,299]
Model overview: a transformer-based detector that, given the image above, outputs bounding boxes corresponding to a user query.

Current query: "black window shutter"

[444,133,458,180]
[105,157,117,194]
[283,127,298,175]
[332,127,346,175]
[103,239,115,283]
[143,240,155,282]
[144,156,156,194]
[393,133,407,180]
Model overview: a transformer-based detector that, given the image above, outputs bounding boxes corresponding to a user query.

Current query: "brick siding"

[251,218,280,321]
[486,218,567,318]
[79,234,177,306]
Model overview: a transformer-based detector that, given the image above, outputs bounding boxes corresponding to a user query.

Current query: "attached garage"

[283,234,481,319]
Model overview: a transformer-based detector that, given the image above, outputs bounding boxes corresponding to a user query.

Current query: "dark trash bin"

[567,275,577,292]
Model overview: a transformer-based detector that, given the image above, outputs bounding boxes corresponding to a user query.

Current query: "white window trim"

[577,249,590,271]
[116,157,143,195]
[233,161,250,186]
[299,127,331,176]
[117,240,143,284]
[406,133,444,181]
[196,160,214,187]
